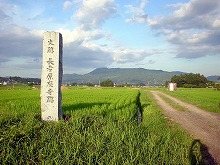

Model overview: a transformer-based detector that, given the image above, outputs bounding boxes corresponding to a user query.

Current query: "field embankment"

[0,87,198,164]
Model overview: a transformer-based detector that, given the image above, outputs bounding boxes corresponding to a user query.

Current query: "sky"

[0,0,220,78]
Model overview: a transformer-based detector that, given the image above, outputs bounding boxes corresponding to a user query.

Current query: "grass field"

[160,88,220,113]
[0,86,197,164]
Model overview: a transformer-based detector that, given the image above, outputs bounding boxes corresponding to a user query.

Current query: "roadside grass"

[0,87,195,164]
[139,90,193,164]
[160,88,220,113]
[157,93,188,111]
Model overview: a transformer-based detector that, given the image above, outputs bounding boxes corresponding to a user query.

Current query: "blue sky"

[0,0,220,77]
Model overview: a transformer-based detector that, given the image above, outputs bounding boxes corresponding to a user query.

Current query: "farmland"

[160,88,220,113]
[1,86,196,164]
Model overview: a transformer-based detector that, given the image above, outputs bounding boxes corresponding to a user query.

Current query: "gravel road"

[151,91,220,164]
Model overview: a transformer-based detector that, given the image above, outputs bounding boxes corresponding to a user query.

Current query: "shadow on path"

[189,139,216,165]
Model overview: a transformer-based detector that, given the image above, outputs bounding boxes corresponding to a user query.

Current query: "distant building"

[168,83,177,91]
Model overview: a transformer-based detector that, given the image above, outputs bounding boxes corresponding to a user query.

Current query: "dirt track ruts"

[151,91,220,164]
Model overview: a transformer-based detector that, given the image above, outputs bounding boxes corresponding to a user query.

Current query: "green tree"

[171,73,208,88]
[27,82,34,87]
[100,79,114,87]
[86,83,94,87]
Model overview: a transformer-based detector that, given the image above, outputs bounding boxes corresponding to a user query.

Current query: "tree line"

[168,73,215,88]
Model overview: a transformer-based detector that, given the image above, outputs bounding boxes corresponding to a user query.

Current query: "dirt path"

[151,91,220,164]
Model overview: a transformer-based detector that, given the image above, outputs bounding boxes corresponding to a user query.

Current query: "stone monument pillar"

[41,32,63,121]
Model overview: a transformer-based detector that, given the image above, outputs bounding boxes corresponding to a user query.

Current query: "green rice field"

[161,88,220,113]
[0,86,203,164]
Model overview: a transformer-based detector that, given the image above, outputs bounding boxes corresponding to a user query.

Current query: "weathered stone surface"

[41,32,63,121]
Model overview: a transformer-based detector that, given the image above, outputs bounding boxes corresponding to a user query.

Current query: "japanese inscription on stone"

[41,32,63,121]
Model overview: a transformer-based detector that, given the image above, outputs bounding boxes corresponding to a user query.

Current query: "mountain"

[0,76,40,84]
[207,76,220,82]
[63,68,186,85]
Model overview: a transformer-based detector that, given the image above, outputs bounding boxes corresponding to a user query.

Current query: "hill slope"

[63,68,185,85]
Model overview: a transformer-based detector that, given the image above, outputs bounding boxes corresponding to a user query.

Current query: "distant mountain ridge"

[0,76,40,84]
[1,68,218,85]
[63,68,186,85]
[207,75,220,82]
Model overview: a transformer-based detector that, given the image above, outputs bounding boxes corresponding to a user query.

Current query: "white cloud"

[147,0,220,59]
[57,27,108,46]
[0,25,42,59]
[73,0,117,30]
[125,0,148,23]
[165,30,220,58]
[212,19,220,28]
[63,1,73,11]
[0,0,119,76]
[166,3,184,9]
[112,49,152,63]
[0,24,43,77]
[56,0,119,73]
[149,0,220,30]
[140,0,148,9]
[4,0,218,77]
[63,41,113,74]
[0,1,13,23]
[59,0,118,57]
[173,0,219,18]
